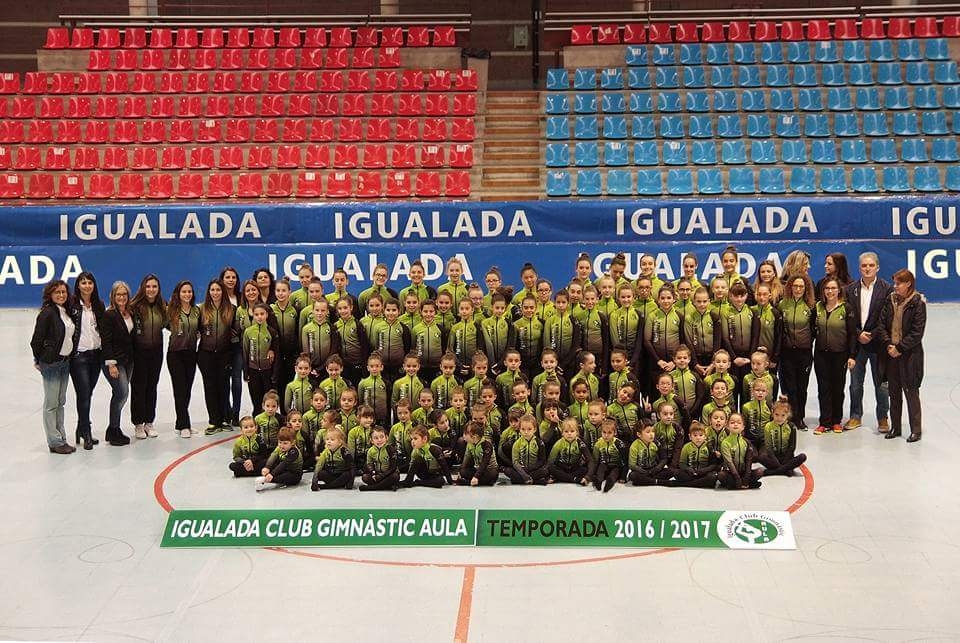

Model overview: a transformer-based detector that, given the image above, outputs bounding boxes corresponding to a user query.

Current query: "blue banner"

[1,197,958,307]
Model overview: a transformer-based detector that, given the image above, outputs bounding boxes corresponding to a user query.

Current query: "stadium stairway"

[479,91,542,199]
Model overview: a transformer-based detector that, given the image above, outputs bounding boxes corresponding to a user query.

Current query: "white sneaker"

[189,427,201,436]
[254,476,266,492]
[134,425,147,440]
[145,423,158,438]
[179,429,191,438]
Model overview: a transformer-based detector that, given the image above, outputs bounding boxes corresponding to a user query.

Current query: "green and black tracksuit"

[682,307,720,369]
[340,410,359,434]
[255,411,281,451]
[813,301,857,427]
[506,435,549,484]
[742,370,777,412]
[445,407,470,443]
[299,319,340,384]
[670,367,705,425]
[458,438,499,486]
[361,443,400,490]
[753,303,783,369]
[495,369,527,409]
[324,288,352,307]
[580,420,601,451]
[403,443,453,488]
[432,373,461,410]
[605,367,640,407]
[411,320,447,381]
[759,420,807,476]
[670,441,719,488]
[719,433,760,489]
[778,296,815,427]
[131,302,167,426]
[270,301,301,391]
[700,398,733,425]
[538,419,561,452]
[654,420,684,475]
[479,314,516,376]
[242,321,279,415]
[497,426,519,466]
[567,400,590,431]
[569,371,600,401]
[514,315,544,379]
[263,445,303,487]
[197,305,234,428]
[608,305,642,372]
[296,299,325,331]
[357,285,398,318]
[438,280,469,311]
[545,312,582,377]
[607,401,639,444]
[429,426,461,464]
[358,375,390,426]
[597,296,618,318]
[580,308,610,378]
[284,374,313,415]
[628,439,668,486]
[588,437,627,491]
[335,316,370,384]
[372,318,411,378]
[547,437,592,483]
[229,434,263,477]
[391,375,425,419]
[311,445,354,490]
[450,319,483,378]
[299,408,324,470]
[318,375,349,411]
[740,398,771,446]
[389,420,413,472]
[167,306,201,431]
[531,369,566,407]
[721,304,760,404]
[398,312,422,332]
[398,283,436,305]
[643,307,684,393]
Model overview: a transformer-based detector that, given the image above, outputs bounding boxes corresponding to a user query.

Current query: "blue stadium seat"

[834,113,861,137]
[717,114,743,138]
[721,140,747,164]
[546,116,569,139]
[925,38,950,61]
[679,44,702,65]
[546,69,569,90]
[822,64,845,86]
[629,92,653,113]
[714,89,738,112]
[848,63,874,86]
[827,87,853,111]
[856,87,881,111]
[770,88,795,111]
[574,115,598,139]
[706,43,730,64]
[932,137,960,162]
[922,111,948,135]
[636,169,663,195]
[686,91,710,112]
[869,40,894,62]
[760,42,784,63]
[811,139,838,163]
[546,170,571,196]
[691,140,718,164]
[689,114,714,138]
[793,64,818,87]
[655,67,679,88]
[657,91,682,112]
[750,139,777,164]
[944,86,960,109]
[935,61,960,84]
[574,142,599,167]
[544,143,570,167]
[659,115,685,138]
[600,68,625,90]
[814,41,839,63]
[732,43,756,64]
[602,141,629,166]
[574,92,598,114]
[628,68,651,89]
[603,115,628,139]
[682,65,706,88]
[842,40,867,62]
[819,167,848,193]
[545,94,570,114]
[709,65,734,88]
[786,41,811,63]
[736,65,761,87]
[759,167,786,193]
[728,167,756,193]
[746,114,772,137]
[631,115,655,139]
[881,166,910,192]
[953,111,960,134]
[914,86,940,109]
[766,64,790,87]
[877,63,902,85]
[775,114,801,137]
[914,166,942,192]
[573,68,596,90]
[741,89,766,111]
[633,140,659,165]
[602,93,626,113]
[652,44,676,66]
[851,167,879,193]
[884,86,910,110]
[605,169,633,195]
[900,139,927,162]
[781,139,808,164]
[576,169,602,196]
[869,138,898,163]
[804,113,830,137]
[798,88,824,111]
[625,46,648,67]
[905,62,932,85]
[662,141,687,165]
[898,39,922,62]
[841,139,867,163]
[789,166,817,193]
[945,166,960,191]
[667,169,695,195]
[696,168,724,194]
[862,112,890,136]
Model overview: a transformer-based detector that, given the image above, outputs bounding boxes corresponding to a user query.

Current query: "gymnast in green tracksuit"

[311,427,355,490]
[334,296,370,385]
[283,354,314,415]
[229,416,264,477]
[758,398,807,476]
[580,286,610,377]
[299,298,340,384]
[682,287,720,375]
[547,418,593,484]
[718,413,762,490]
[270,279,301,393]
[652,403,684,478]
[479,291,517,377]
[360,426,400,491]
[450,298,483,379]
[411,300,448,383]
[668,422,719,488]
[608,283,642,370]
[514,296,544,380]
[372,299,410,383]
[505,414,549,485]
[721,282,760,403]
[544,289,583,377]
[643,286,684,392]
[588,419,628,492]
[669,345,706,424]
[629,420,669,486]
[740,377,772,447]
[403,426,454,488]
[458,422,500,486]
[358,353,391,426]
[242,303,279,416]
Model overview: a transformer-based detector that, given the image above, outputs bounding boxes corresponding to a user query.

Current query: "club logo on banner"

[716,511,795,549]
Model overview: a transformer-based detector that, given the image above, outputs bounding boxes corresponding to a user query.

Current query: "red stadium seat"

[44,28,70,49]
[217,145,244,169]
[407,26,430,47]
[445,171,471,197]
[278,27,301,48]
[132,71,157,92]
[355,26,379,47]
[401,69,424,91]
[52,120,79,144]
[200,28,223,49]
[67,97,91,118]
[293,71,319,93]
[246,146,272,169]
[88,173,116,198]
[338,118,362,142]
[385,171,411,197]
[622,23,646,44]
[806,20,831,40]
[146,174,174,199]
[220,49,243,70]
[206,173,234,198]
[346,70,371,92]
[169,120,195,143]
[159,72,184,93]
[11,97,36,119]
[395,118,419,142]
[186,72,210,93]
[0,73,20,93]
[570,25,593,45]
[700,22,725,42]
[94,96,119,119]
[253,119,278,142]
[140,120,166,143]
[102,146,129,170]
[117,173,145,199]
[595,24,620,45]
[304,28,327,48]
[325,171,353,197]
[231,96,256,117]
[356,171,382,197]
[123,28,147,49]
[245,49,270,69]
[25,120,53,144]
[295,171,323,197]
[887,17,912,38]
[43,146,70,170]
[150,28,174,49]
[309,118,335,142]
[427,69,451,91]
[213,71,239,93]
[451,118,475,142]
[449,144,474,168]
[188,146,214,169]
[166,49,190,70]
[374,70,399,93]
[648,23,671,43]
[159,146,187,170]
[329,27,353,48]
[103,72,129,94]
[236,173,263,197]
[14,146,41,170]
[753,21,778,41]
[914,17,939,37]
[301,49,323,69]
[304,144,330,168]
[71,28,95,49]
[353,47,375,68]
[675,23,699,42]
[362,143,387,168]
[116,50,138,70]
[378,47,401,68]
[276,144,302,168]
[0,146,10,170]
[260,95,285,116]
[23,72,49,94]
[57,174,84,199]
[315,95,339,116]
[267,71,291,93]
[423,119,447,142]
[27,173,55,199]
[433,26,456,46]
[88,50,111,70]
[333,143,359,168]
[274,49,297,69]
[834,19,858,40]
[49,72,74,94]
[943,16,960,37]
[398,93,422,116]
[342,93,367,116]
[192,49,217,70]
[319,71,343,92]
[453,69,479,92]
[780,21,804,41]
[415,171,441,197]
[205,96,230,117]
[121,96,146,119]
[251,27,275,48]
[381,27,404,47]
[240,71,264,93]
[288,94,312,116]
[0,122,24,143]
[370,94,395,116]
[420,144,445,168]
[266,172,293,197]
[425,94,449,116]
[177,96,202,117]
[391,143,416,168]
[176,173,204,198]
[149,96,174,118]
[0,173,24,198]
[196,119,220,142]
[365,118,391,142]
[131,147,158,170]
[282,119,307,142]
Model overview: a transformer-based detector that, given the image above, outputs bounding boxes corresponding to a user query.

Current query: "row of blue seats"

[546,61,960,90]
[618,39,952,67]
[545,166,958,196]
[545,85,960,114]
[545,111,960,139]
[545,138,960,167]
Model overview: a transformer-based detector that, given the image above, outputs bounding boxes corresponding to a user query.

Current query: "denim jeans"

[69,349,101,436]
[849,347,889,421]
[223,342,243,422]
[102,362,130,432]
[39,359,70,448]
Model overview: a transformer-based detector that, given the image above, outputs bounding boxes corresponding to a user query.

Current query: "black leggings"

[718,468,761,489]
[592,463,621,491]
[403,459,447,488]
[670,469,719,488]
[229,459,262,477]
[504,465,549,485]
[457,466,499,486]
[887,361,922,436]
[758,450,807,476]
[311,470,354,490]
[547,463,587,483]
[779,347,813,426]
[271,471,302,487]
[247,368,276,416]
[360,470,401,491]
[130,347,163,425]
[629,468,670,486]
[814,350,847,427]
[167,349,198,430]
[198,349,230,426]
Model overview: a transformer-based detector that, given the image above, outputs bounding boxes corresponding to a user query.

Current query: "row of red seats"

[44,25,455,50]
[0,170,471,199]
[0,143,474,170]
[2,94,477,119]
[88,47,403,71]
[0,117,476,144]
[571,16,959,45]
[0,69,478,95]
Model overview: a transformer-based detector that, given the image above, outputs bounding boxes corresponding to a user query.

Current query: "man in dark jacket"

[844,252,893,432]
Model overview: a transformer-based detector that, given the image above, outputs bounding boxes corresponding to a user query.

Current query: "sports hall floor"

[3,306,958,643]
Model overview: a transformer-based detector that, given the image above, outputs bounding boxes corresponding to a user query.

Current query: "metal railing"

[58,13,472,30]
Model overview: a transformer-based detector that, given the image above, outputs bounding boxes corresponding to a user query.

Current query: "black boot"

[106,426,130,446]
[884,428,902,439]
[906,433,921,443]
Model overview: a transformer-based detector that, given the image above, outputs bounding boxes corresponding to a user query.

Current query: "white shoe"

[179,429,191,438]
[134,425,147,440]
[189,427,201,436]
[254,476,266,492]
[145,423,158,438]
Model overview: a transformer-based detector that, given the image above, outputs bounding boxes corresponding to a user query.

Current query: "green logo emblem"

[733,518,778,545]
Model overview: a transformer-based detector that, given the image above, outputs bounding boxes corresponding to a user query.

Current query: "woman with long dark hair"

[100,281,134,446]
[69,271,105,449]
[778,274,816,430]
[166,280,200,438]
[30,280,76,454]
[197,279,236,434]
[129,274,166,439]
[812,277,857,434]
[219,266,243,427]
[816,253,853,301]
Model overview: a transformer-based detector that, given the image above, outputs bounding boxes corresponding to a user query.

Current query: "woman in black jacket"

[30,280,76,454]
[129,274,166,439]
[69,271,105,449]
[877,269,926,443]
[100,281,134,446]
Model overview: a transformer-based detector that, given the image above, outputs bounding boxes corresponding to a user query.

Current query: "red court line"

[786,464,814,514]
[453,566,476,643]
[153,435,237,513]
